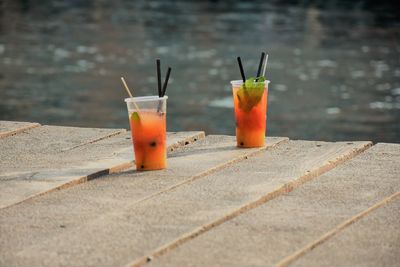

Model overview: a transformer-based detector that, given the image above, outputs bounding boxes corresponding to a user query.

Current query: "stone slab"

[0,136,287,267]
[0,125,204,208]
[0,125,126,172]
[153,143,399,267]
[0,120,40,138]
[0,139,370,267]
[291,195,400,267]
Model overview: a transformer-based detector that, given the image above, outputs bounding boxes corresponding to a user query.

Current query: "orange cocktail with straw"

[232,79,269,147]
[233,52,270,148]
[125,96,167,170]
[121,58,171,171]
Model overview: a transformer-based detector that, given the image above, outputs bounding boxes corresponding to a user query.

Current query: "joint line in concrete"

[276,191,400,267]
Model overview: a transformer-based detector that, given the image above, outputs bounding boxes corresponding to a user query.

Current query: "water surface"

[1,0,399,142]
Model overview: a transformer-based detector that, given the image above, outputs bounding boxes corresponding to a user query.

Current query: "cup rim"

[124,95,168,103]
[230,80,271,86]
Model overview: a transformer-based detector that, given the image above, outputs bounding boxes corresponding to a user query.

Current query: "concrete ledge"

[0,120,40,138]
[0,124,205,209]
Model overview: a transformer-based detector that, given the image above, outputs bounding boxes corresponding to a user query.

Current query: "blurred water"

[0,0,399,142]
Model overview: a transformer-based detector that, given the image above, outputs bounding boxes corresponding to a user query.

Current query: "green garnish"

[130,112,140,122]
[237,76,266,112]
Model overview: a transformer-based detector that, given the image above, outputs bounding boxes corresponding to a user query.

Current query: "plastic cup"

[125,96,168,171]
[231,80,270,148]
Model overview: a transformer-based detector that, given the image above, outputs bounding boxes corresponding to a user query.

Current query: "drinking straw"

[120,77,140,111]
[161,67,171,97]
[262,54,269,77]
[120,77,133,98]
[255,52,266,81]
[121,77,133,98]
[156,59,162,97]
[237,57,246,82]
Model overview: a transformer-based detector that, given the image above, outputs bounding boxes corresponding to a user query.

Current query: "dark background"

[0,0,399,142]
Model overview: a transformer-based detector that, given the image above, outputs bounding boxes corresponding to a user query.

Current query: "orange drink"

[231,79,269,148]
[125,96,168,171]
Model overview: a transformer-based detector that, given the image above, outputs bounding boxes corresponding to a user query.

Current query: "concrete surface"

[0,138,370,267]
[153,143,400,267]
[0,135,287,266]
[1,121,398,267]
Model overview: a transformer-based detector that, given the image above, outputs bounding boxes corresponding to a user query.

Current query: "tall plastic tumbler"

[231,80,269,148]
[125,96,168,170]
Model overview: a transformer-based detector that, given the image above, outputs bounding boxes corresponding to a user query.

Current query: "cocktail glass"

[125,96,167,170]
[231,80,269,147]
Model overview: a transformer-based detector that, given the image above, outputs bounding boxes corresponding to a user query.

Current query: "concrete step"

[0,124,204,208]
[0,138,370,267]
[153,143,399,267]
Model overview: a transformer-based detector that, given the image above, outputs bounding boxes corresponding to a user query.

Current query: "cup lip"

[230,79,271,86]
[124,95,168,103]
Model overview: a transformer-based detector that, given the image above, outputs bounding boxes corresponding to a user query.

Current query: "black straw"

[156,59,162,97]
[161,67,171,97]
[255,52,265,81]
[237,57,246,82]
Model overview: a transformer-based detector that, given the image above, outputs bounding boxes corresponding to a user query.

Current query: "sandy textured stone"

[0,125,204,208]
[0,120,40,138]
[153,143,399,267]
[291,196,400,267]
[0,139,369,267]
[0,125,126,172]
[0,136,286,266]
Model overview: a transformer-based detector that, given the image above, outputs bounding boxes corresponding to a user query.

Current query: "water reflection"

[0,0,399,142]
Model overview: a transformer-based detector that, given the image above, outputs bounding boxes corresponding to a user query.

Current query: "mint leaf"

[130,112,141,122]
[257,76,265,82]
[245,77,256,89]
[236,77,266,112]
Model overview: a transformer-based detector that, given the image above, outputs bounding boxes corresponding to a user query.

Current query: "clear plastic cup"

[231,80,270,148]
[125,96,168,170]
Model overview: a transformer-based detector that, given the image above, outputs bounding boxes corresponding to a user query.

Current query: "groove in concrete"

[61,129,127,151]
[277,191,400,267]
[0,121,41,138]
